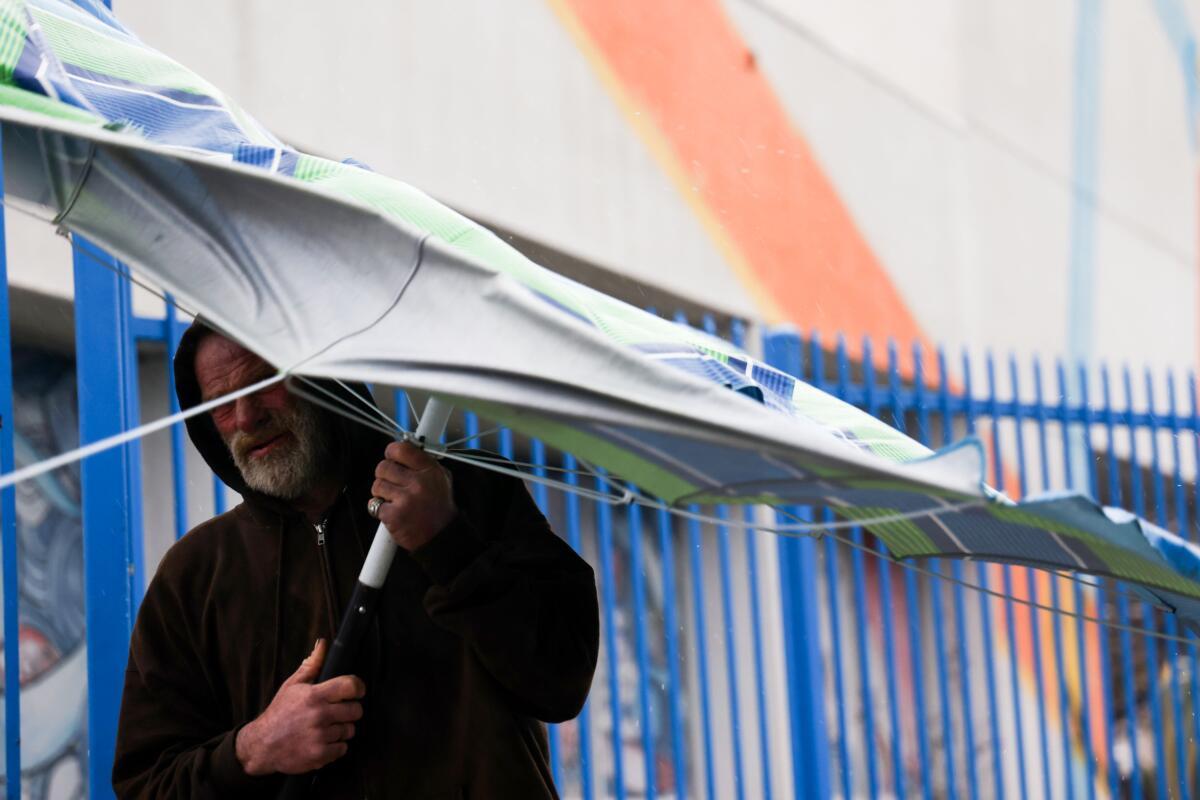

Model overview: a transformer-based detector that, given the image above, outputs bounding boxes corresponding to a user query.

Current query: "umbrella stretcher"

[1,0,1199,635]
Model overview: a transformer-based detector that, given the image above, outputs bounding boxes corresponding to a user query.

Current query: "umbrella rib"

[286,233,431,374]
[0,373,287,492]
[650,497,986,533]
[331,378,409,435]
[443,427,506,450]
[436,449,634,505]
[49,138,97,232]
[442,447,624,481]
[819,524,1194,645]
[286,376,403,439]
[288,378,632,505]
[771,505,1177,614]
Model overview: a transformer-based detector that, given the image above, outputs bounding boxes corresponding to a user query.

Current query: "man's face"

[194,335,330,499]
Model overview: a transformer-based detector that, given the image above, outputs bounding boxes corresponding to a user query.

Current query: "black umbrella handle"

[275,579,381,800]
[277,397,452,800]
[316,580,382,683]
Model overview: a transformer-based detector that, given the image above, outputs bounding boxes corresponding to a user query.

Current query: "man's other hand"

[235,639,365,776]
[371,441,456,551]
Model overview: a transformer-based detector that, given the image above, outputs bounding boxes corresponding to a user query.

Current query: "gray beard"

[226,400,330,500]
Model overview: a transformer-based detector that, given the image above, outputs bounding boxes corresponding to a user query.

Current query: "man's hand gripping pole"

[279,397,452,799]
[315,396,452,683]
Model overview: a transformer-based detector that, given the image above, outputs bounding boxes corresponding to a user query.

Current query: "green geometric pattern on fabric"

[446,398,701,504]
[986,505,1200,599]
[789,381,931,464]
[830,499,1200,602]
[833,505,937,554]
[0,0,26,83]
[292,154,346,183]
[1084,538,1200,599]
[30,4,220,98]
[0,82,100,123]
[848,430,928,463]
[985,504,1126,551]
[301,161,476,246]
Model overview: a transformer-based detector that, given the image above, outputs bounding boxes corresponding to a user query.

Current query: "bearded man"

[112,323,599,799]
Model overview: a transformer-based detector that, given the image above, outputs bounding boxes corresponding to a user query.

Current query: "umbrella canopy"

[2,0,1200,632]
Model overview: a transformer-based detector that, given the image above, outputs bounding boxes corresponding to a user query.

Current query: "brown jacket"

[112,324,599,799]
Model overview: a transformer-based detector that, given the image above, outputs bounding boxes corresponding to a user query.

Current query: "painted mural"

[0,348,86,800]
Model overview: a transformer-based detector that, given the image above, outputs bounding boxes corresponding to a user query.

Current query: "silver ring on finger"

[367,496,385,520]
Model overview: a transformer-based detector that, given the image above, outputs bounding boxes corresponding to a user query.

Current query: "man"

[112,322,600,799]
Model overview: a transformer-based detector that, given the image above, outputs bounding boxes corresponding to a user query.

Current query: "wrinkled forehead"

[194,334,275,402]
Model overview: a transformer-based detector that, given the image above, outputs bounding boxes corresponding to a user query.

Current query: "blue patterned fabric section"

[18,0,292,165]
[1142,520,1200,582]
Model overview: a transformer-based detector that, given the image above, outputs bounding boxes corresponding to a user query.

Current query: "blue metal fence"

[5,259,1200,798]
[0,147,18,800]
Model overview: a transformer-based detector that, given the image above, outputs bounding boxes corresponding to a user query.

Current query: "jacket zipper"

[315,516,340,636]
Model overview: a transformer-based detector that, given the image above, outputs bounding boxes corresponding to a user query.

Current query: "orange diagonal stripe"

[550,0,928,368]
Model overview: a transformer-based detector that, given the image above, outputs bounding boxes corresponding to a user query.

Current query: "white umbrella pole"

[359,397,453,587]
[282,397,452,798]
[317,396,453,680]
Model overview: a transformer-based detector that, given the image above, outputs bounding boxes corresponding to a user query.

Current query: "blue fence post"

[626,500,657,799]
[1142,369,1189,800]
[863,336,907,800]
[701,315,746,800]
[1099,364,1141,800]
[938,347,980,800]
[809,332,855,800]
[685,508,717,800]
[655,504,687,800]
[563,453,595,800]
[674,311,716,800]
[164,297,189,539]
[1168,371,1200,769]
[1007,355,1052,800]
[594,469,626,800]
[0,139,19,800]
[839,334,881,800]
[763,329,830,800]
[959,350,1005,798]
[73,236,145,799]
[731,320,774,800]
[528,438,565,788]
[985,353,1029,800]
[1056,361,1100,800]
[914,342,959,800]
[888,338,933,800]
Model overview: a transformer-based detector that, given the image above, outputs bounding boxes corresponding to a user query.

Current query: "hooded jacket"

[112,322,599,799]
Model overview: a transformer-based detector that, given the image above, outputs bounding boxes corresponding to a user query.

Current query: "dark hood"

[173,320,393,507]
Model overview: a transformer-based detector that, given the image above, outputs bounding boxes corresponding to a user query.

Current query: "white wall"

[114,0,760,321]
[723,0,1197,374]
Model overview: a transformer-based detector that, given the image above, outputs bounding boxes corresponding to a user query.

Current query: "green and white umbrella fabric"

[2,0,1200,632]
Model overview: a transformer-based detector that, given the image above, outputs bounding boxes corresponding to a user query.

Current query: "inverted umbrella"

[1,0,1199,655]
